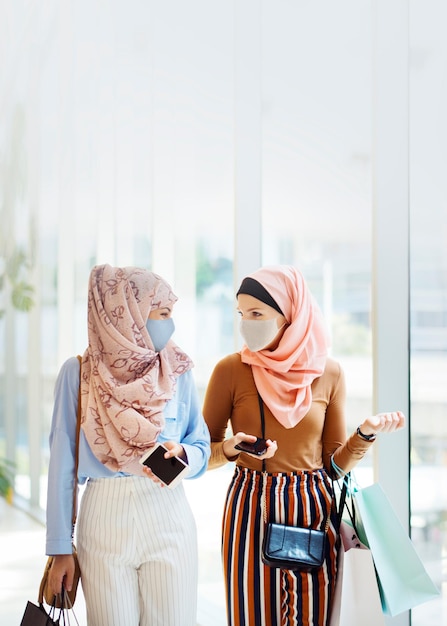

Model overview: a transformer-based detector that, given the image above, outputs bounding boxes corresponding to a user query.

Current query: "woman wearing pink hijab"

[46,265,210,626]
[203,265,405,626]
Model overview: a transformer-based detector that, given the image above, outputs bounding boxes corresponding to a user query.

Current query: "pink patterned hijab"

[239,265,329,429]
[80,264,193,475]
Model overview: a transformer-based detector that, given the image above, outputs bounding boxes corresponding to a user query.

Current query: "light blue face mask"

[145,318,175,352]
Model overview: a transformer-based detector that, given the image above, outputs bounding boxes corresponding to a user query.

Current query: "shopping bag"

[329,521,385,626]
[353,482,440,616]
[20,600,58,625]
[20,589,79,626]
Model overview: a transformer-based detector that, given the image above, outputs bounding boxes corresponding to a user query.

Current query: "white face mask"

[239,318,282,352]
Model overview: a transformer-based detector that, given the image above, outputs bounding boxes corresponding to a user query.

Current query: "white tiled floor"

[0,471,228,626]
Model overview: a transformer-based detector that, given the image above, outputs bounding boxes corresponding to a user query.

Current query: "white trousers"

[76,476,198,626]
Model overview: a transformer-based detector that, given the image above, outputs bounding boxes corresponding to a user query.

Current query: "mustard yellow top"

[202,353,373,474]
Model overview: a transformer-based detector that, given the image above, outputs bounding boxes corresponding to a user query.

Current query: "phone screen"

[141,445,189,486]
[235,438,268,456]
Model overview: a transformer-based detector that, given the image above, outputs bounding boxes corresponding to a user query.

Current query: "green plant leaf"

[0,458,15,498]
[11,281,34,311]
[6,248,28,282]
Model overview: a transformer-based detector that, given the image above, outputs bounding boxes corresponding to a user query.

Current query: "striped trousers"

[76,476,198,626]
[223,467,339,626]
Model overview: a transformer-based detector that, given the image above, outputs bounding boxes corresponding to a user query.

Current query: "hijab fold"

[80,264,193,475]
[239,265,328,429]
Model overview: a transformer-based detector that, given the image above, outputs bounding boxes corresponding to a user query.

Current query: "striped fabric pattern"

[76,475,198,626]
[223,467,338,626]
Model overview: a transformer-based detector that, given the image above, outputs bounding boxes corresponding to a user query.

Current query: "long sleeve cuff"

[208,441,235,470]
[331,429,375,476]
[46,539,74,556]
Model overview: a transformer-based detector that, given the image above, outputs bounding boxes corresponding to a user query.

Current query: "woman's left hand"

[359,411,406,437]
[160,440,186,461]
[142,441,187,486]
[258,439,278,459]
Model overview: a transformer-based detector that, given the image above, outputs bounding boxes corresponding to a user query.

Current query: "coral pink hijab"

[239,265,328,429]
[80,264,193,475]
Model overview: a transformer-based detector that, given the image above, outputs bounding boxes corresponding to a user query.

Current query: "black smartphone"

[139,443,190,488]
[235,437,268,456]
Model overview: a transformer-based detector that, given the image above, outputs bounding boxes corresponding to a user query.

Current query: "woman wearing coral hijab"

[202,265,405,626]
[45,265,210,626]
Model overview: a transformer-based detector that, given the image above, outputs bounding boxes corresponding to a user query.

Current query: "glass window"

[409,2,447,623]
[262,1,374,446]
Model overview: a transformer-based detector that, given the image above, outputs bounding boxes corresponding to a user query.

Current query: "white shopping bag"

[329,521,385,626]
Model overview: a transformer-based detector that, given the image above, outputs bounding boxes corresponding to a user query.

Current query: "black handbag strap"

[330,455,354,530]
[258,392,266,473]
[257,392,331,533]
[258,393,270,525]
[333,473,357,532]
[258,390,352,536]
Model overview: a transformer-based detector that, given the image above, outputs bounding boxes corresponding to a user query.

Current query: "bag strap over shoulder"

[258,391,331,533]
[72,355,82,530]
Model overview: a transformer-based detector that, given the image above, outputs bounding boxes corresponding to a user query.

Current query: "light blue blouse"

[46,356,210,555]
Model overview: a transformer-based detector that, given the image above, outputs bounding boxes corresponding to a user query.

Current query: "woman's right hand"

[48,554,75,597]
[223,432,278,459]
